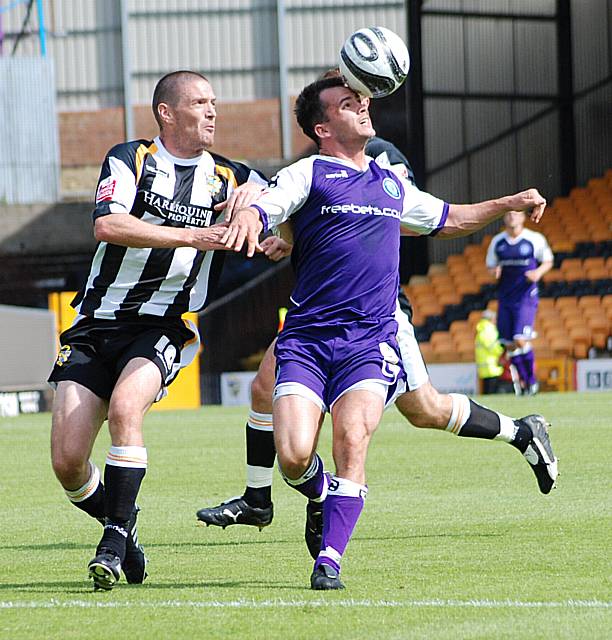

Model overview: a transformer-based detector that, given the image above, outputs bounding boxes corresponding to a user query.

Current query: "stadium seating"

[407,169,611,367]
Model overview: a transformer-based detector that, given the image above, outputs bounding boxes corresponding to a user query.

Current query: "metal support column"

[119,0,134,141]
[276,0,292,160]
[556,0,576,194]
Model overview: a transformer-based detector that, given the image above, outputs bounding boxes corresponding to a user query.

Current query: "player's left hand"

[215,183,265,222]
[261,236,292,261]
[221,207,263,257]
[525,269,541,283]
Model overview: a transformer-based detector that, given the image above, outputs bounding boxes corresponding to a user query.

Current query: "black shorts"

[48,316,197,401]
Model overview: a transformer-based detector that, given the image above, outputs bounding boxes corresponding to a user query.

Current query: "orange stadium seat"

[560,257,583,272]
[578,295,602,310]
[555,296,578,310]
[549,336,573,356]
[538,298,556,312]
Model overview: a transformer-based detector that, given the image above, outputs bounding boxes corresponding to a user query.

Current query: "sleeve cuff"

[252,204,269,232]
[428,202,449,237]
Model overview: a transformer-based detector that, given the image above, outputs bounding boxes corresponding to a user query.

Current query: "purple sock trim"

[286,454,326,501]
[523,349,536,385]
[511,353,528,386]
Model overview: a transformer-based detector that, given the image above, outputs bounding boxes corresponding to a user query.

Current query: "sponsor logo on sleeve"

[96,177,117,203]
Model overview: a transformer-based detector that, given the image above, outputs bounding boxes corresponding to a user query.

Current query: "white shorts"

[394,300,429,392]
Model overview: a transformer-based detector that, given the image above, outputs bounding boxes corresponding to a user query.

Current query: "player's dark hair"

[152,70,209,128]
[295,76,346,146]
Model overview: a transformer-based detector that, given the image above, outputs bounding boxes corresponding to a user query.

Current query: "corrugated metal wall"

[2,1,610,221]
[0,58,59,204]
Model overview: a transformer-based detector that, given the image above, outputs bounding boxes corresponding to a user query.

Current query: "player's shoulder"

[366,136,406,164]
[521,227,546,240]
[209,151,266,184]
[106,139,153,163]
[490,230,508,246]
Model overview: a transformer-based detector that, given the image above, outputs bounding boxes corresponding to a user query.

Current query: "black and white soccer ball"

[339,27,410,99]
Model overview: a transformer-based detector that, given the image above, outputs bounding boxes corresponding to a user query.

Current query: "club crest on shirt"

[206,174,223,196]
[519,242,531,255]
[55,345,72,367]
[382,177,401,199]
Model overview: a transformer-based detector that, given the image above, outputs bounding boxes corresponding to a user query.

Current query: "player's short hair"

[152,70,209,128]
[295,76,347,146]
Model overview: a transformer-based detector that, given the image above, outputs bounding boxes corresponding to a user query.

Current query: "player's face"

[170,77,217,155]
[504,210,526,231]
[319,86,375,144]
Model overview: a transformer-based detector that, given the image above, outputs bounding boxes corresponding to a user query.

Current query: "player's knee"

[51,448,87,488]
[396,384,447,428]
[277,450,311,480]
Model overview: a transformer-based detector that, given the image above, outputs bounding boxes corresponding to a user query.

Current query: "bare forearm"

[536,260,554,277]
[94,214,227,251]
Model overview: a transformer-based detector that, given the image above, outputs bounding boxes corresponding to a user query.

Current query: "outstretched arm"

[439,189,547,238]
[95,214,230,252]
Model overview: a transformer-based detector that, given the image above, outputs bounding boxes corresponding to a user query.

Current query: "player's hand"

[525,269,540,283]
[221,207,263,257]
[191,222,230,251]
[507,188,547,223]
[214,183,265,222]
[261,236,292,261]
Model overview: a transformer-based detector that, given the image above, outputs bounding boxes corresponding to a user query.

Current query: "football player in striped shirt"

[207,75,558,590]
[48,70,266,591]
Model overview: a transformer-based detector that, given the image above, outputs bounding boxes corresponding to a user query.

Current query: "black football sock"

[100,446,147,559]
[242,411,275,508]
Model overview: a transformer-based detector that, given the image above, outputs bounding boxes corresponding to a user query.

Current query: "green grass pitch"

[1,392,610,639]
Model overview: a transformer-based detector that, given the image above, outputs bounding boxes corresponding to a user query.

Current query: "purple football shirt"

[486,229,553,305]
[253,154,448,328]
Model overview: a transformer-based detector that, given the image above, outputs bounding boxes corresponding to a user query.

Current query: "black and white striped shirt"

[72,136,266,320]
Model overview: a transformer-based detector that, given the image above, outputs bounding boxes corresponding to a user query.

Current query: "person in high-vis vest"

[475,310,504,394]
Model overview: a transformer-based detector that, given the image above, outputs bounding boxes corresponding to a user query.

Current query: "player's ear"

[157,102,173,126]
[314,122,330,140]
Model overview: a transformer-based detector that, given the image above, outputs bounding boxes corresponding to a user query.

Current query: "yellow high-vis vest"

[475,318,504,379]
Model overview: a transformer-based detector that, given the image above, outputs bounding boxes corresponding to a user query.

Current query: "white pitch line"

[0,598,610,610]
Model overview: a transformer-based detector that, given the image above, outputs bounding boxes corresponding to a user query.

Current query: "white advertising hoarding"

[576,359,612,392]
[220,371,257,406]
[427,363,479,395]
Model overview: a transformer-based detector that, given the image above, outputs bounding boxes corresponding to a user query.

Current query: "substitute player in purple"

[486,211,553,395]
[222,76,550,590]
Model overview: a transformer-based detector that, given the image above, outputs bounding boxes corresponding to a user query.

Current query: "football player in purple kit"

[486,211,553,395]
[219,75,557,590]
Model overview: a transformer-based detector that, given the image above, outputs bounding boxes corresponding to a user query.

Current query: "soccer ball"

[339,27,410,99]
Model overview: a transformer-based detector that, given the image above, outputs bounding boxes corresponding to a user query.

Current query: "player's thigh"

[394,380,451,429]
[51,380,108,466]
[251,339,277,412]
[273,394,324,474]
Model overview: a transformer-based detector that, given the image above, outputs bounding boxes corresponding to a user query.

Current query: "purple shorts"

[497,299,538,342]
[273,318,406,411]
